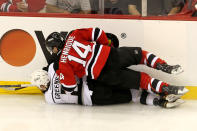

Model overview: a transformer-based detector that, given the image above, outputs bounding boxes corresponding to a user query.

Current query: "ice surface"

[0,95,196,131]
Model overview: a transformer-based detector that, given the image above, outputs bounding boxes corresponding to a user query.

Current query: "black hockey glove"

[106,33,119,48]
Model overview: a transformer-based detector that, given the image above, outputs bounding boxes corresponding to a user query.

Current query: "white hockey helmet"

[30,70,50,89]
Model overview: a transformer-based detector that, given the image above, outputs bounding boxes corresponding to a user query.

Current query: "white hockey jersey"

[44,63,93,106]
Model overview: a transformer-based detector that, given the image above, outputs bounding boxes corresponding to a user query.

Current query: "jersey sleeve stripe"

[91,45,103,79]
[85,44,96,76]
[61,83,77,88]
[92,27,102,41]
[87,44,101,79]
[97,29,102,41]
[51,80,56,103]
[92,28,95,41]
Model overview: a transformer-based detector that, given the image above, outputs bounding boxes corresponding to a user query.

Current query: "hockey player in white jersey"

[31,62,185,108]
[31,63,93,105]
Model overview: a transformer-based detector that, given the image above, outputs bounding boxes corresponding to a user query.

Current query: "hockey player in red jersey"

[0,0,45,12]
[45,27,188,98]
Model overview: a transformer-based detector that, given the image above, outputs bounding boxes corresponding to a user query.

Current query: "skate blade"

[165,94,182,102]
[166,99,185,108]
[177,88,189,95]
[171,66,184,75]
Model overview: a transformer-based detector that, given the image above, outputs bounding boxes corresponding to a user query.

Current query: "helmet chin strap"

[57,50,62,55]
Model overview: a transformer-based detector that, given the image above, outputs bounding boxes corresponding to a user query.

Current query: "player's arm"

[127,0,141,16]
[0,0,19,12]
[76,27,119,48]
[44,90,70,104]
[77,27,109,45]
[25,0,45,12]
[168,6,182,15]
[45,4,70,14]
[168,0,184,16]
[45,0,70,13]
[43,63,71,104]
[128,4,141,15]
[57,64,77,92]
[79,0,91,14]
[0,0,6,11]
[78,10,91,14]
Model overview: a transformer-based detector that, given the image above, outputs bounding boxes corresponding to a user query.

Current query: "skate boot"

[156,63,184,75]
[162,85,189,95]
[153,98,185,108]
[162,94,183,102]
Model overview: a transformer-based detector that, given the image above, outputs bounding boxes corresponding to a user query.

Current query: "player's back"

[59,30,95,78]
[57,28,111,87]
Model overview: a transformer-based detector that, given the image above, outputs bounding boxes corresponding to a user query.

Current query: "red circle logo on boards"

[0,29,36,66]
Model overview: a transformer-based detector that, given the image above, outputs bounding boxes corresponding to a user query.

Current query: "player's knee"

[132,47,142,63]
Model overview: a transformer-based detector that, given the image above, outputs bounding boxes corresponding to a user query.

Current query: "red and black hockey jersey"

[56,28,111,91]
[0,0,45,12]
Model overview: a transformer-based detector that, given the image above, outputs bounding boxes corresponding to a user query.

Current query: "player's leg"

[97,48,141,89]
[117,47,183,74]
[117,47,142,68]
[102,67,188,96]
[140,50,183,74]
[131,89,184,108]
[88,80,132,105]
[140,72,188,95]
[98,63,188,96]
[97,47,188,95]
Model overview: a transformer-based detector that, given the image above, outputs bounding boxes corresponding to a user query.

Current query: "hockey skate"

[156,63,184,75]
[162,94,183,102]
[162,85,189,95]
[159,99,184,108]
[155,98,185,108]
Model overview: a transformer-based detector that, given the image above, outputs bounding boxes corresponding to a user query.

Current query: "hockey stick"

[0,84,35,91]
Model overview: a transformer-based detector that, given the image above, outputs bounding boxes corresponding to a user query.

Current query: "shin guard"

[140,72,168,94]
[140,50,166,68]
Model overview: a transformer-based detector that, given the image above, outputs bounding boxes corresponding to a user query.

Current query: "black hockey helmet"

[45,32,65,53]
[106,33,119,48]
